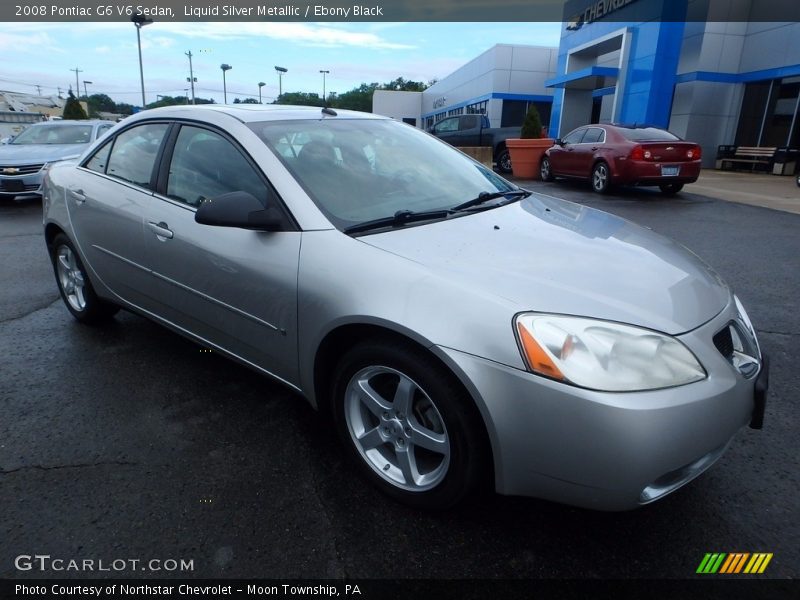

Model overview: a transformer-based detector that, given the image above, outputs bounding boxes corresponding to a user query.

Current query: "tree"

[62,91,88,120]
[520,104,544,139]
[274,92,324,107]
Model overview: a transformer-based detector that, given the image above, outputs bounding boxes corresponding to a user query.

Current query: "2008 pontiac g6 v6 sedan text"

[42,105,768,510]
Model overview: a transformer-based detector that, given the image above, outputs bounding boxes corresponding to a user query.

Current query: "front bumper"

[437,300,765,510]
[0,172,44,198]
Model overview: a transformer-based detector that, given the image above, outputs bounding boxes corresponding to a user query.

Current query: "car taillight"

[687,145,702,160]
[629,145,652,160]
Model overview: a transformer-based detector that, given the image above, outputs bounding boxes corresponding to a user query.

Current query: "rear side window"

[617,127,680,141]
[106,123,169,189]
[166,125,268,208]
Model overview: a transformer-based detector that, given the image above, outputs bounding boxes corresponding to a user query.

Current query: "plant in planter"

[505,104,554,179]
[62,91,88,120]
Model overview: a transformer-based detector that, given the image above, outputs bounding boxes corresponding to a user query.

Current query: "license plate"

[1,179,24,192]
[661,166,679,176]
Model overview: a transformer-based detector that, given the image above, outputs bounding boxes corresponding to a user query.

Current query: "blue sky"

[0,22,561,106]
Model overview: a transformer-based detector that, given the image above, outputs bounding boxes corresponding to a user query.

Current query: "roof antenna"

[322,107,337,117]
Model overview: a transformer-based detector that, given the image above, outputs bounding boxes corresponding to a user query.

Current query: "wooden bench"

[718,146,777,171]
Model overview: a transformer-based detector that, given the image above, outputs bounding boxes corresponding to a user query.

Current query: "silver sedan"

[42,105,768,510]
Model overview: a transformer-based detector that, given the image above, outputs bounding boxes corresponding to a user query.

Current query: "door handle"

[148,221,173,240]
[68,188,86,204]
[591,147,599,151]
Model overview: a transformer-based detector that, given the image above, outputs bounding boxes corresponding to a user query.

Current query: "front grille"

[713,326,734,360]
[0,164,44,175]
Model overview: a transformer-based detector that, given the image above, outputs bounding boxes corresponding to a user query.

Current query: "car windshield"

[617,127,680,142]
[12,124,93,145]
[250,118,517,230]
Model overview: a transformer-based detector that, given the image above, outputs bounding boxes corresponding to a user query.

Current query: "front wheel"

[540,156,554,182]
[495,147,512,173]
[659,183,684,195]
[51,233,119,324]
[332,341,487,509]
[591,161,611,194]
[796,174,800,188]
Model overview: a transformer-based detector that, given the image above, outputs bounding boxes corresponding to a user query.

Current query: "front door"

[142,124,301,384]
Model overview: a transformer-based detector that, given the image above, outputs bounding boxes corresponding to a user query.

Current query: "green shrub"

[62,91,88,120]
[520,104,543,139]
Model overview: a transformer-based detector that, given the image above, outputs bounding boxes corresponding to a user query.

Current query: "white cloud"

[0,31,64,54]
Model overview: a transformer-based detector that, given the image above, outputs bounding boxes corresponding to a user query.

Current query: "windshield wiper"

[343,208,452,234]
[450,189,530,212]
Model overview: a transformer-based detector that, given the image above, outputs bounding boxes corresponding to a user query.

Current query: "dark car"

[540,124,702,195]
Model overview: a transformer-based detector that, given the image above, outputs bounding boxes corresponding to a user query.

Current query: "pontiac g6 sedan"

[42,105,767,510]
[540,124,702,195]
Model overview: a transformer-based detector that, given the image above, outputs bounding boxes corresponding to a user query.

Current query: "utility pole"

[70,67,82,97]
[320,70,329,105]
[185,50,197,104]
[35,84,42,95]
[57,87,63,98]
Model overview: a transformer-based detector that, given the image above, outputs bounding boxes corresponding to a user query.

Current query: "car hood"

[0,143,88,163]
[359,194,730,335]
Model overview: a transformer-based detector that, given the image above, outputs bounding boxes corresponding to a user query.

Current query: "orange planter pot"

[506,138,554,180]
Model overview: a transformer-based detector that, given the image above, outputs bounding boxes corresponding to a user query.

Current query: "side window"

[562,129,586,145]
[96,124,113,139]
[435,118,459,133]
[84,140,113,174]
[166,126,268,208]
[460,115,479,130]
[106,123,169,189]
[582,128,604,144]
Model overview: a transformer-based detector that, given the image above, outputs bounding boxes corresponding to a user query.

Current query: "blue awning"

[546,66,620,90]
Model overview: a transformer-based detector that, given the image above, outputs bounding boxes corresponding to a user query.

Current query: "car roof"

[133,104,388,124]
[32,120,113,126]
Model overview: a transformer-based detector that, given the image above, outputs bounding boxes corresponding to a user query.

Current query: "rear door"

[68,122,169,307]
[142,123,301,384]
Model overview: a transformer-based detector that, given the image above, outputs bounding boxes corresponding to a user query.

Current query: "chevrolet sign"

[2,167,20,174]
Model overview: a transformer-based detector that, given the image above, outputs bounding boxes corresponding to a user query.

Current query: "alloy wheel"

[344,365,451,492]
[56,245,87,312]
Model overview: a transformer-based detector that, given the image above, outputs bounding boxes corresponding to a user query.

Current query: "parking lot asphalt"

[1,183,798,582]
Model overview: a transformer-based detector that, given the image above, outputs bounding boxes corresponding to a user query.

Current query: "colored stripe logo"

[697,553,773,574]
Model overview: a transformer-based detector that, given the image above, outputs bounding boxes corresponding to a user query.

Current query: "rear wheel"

[51,233,119,324]
[591,161,611,194]
[540,156,554,182]
[495,147,512,173]
[332,341,487,509]
[659,183,684,195]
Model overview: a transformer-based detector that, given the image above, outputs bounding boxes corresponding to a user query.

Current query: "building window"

[424,116,435,129]
[736,76,800,148]
[500,100,552,130]
[447,107,464,116]
[466,101,487,115]
[434,112,446,122]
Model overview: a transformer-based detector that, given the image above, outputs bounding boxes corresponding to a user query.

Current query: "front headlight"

[42,155,81,172]
[514,313,706,392]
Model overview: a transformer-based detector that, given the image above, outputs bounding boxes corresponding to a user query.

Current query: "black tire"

[50,233,119,324]
[540,156,554,182]
[495,147,512,174]
[591,161,611,194]
[331,340,488,509]
[659,183,684,195]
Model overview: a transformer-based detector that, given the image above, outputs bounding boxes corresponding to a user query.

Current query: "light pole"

[275,66,287,99]
[319,69,329,105]
[184,89,189,104]
[258,82,265,104]
[185,50,197,104]
[83,80,92,99]
[220,64,232,104]
[131,14,153,108]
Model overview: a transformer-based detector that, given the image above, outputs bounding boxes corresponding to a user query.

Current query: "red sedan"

[540,124,702,195]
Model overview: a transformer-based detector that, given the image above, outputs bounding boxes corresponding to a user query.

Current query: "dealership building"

[373,0,800,168]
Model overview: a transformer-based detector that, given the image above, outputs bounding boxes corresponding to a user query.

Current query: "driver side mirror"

[195,191,284,232]
[555,138,564,146]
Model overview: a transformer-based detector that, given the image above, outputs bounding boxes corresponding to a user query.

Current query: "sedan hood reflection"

[360,194,730,335]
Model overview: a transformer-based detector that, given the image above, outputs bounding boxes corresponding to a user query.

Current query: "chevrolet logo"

[2,167,20,174]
